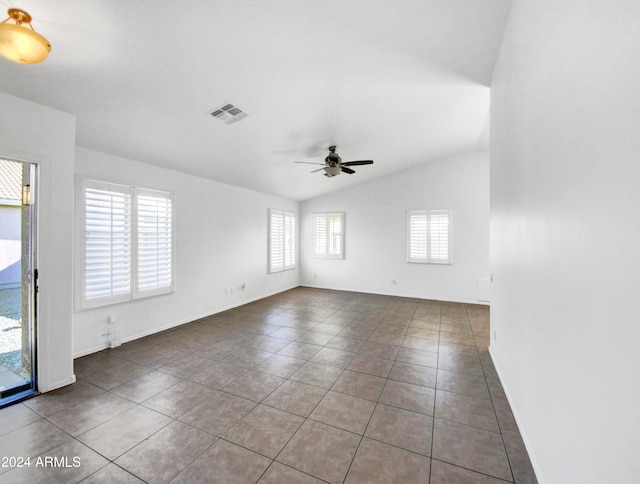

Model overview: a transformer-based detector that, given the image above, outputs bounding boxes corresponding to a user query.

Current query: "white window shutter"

[136,189,174,296]
[314,212,344,259]
[408,210,428,262]
[269,209,284,272]
[429,210,450,263]
[284,211,296,269]
[269,209,296,273]
[82,181,132,307]
[314,215,327,256]
[328,215,342,256]
[408,209,451,264]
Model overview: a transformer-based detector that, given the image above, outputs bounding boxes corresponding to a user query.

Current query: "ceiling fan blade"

[310,167,325,173]
[294,161,326,165]
[341,166,356,174]
[341,160,374,166]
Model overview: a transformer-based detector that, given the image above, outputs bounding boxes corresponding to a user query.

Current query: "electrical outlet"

[493,330,497,341]
[390,280,397,285]
[313,273,317,278]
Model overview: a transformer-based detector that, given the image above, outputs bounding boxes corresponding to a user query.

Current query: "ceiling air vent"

[210,103,248,124]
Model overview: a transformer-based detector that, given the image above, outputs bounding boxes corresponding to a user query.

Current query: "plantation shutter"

[83,180,132,307]
[408,209,451,264]
[314,215,328,255]
[137,189,174,296]
[269,209,284,272]
[269,209,295,273]
[429,210,450,263]
[314,213,344,258]
[408,210,428,262]
[328,215,342,256]
[284,211,296,269]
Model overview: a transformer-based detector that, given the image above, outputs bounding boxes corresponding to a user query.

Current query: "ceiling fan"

[294,146,374,177]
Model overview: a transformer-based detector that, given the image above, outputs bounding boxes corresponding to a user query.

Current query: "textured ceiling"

[0,0,511,200]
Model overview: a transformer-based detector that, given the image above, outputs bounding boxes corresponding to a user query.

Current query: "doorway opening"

[0,157,37,406]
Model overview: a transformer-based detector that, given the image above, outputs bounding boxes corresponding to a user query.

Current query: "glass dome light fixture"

[324,166,342,177]
[0,8,51,64]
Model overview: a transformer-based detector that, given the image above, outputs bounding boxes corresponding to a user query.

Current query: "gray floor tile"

[225,404,304,458]
[178,390,256,436]
[432,418,512,481]
[141,380,216,418]
[115,420,216,483]
[379,380,436,415]
[277,420,360,484]
[430,459,512,483]
[82,463,145,483]
[0,420,71,467]
[258,462,326,484]
[331,370,386,401]
[172,439,271,483]
[263,380,326,417]
[110,370,182,403]
[47,392,135,436]
[365,403,433,456]
[77,406,172,460]
[0,403,42,437]
[290,362,344,389]
[435,390,499,433]
[223,370,285,402]
[23,381,106,417]
[345,438,431,484]
[309,391,375,434]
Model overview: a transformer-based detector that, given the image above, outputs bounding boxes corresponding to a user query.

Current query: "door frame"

[0,157,38,406]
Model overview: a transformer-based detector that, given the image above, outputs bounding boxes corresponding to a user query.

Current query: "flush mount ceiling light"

[0,8,51,64]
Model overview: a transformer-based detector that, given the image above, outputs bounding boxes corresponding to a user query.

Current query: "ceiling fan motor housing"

[326,152,341,165]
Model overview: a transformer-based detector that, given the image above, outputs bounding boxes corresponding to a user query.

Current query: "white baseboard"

[300,283,489,306]
[488,347,544,484]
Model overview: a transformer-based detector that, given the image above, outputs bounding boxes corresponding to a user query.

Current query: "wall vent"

[210,103,248,124]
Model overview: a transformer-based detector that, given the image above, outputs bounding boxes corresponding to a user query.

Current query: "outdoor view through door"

[0,158,36,404]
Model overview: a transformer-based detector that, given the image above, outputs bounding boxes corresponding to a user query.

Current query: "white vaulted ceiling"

[0,0,511,200]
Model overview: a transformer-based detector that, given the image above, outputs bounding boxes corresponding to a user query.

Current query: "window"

[313,212,345,259]
[269,209,296,273]
[407,209,451,264]
[136,189,174,297]
[79,179,174,309]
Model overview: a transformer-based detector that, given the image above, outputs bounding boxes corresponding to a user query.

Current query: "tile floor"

[0,287,537,483]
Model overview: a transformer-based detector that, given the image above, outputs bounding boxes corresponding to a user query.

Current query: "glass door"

[0,158,37,404]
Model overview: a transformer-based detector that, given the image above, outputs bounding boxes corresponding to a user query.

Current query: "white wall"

[0,206,21,288]
[490,1,640,482]
[0,93,76,392]
[74,147,299,356]
[300,151,490,303]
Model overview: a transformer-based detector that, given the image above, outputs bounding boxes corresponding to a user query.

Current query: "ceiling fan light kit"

[324,165,342,177]
[295,146,374,178]
[0,8,51,64]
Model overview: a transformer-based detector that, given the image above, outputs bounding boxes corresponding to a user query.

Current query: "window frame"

[76,178,175,310]
[268,208,296,273]
[313,212,345,259]
[407,209,452,265]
